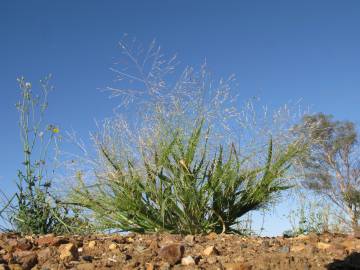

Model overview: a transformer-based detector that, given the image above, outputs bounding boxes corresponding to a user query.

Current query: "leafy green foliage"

[71,119,301,234]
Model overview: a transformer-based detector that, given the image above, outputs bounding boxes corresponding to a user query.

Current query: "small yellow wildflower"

[52,127,60,133]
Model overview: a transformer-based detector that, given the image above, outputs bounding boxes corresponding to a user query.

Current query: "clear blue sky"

[1,0,360,235]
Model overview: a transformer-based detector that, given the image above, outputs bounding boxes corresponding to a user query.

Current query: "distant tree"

[292,113,360,234]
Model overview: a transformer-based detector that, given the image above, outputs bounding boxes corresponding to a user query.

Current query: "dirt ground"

[0,232,359,270]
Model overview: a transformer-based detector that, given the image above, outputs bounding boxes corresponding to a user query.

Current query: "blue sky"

[1,0,360,235]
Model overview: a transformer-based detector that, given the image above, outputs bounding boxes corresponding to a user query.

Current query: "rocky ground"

[0,232,359,270]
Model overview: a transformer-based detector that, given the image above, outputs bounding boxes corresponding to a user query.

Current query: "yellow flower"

[52,127,60,133]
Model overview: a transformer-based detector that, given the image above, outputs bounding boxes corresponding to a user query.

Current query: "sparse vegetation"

[285,195,331,236]
[292,113,360,234]
[0,76,90,235]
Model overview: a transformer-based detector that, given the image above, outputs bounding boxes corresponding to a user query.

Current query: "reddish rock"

[2,253,13,263]
[206,232,218,240]
[37,247,55,264]
[37,236,69,247]
[159,235,181,246]
[58,243,78,261]
[36,235,68,247]
[148,240,159,250]
[13,251,37,270]
[184,235,195,244]
[158,262,171,270]
[36,234,54,246]
[108,243,118,251]
[203,245,219,256]
[145,262,154,270]
[15,239,32,251]
[87,241,96,249]
[181,255,195,266]
[207,256,218,264]
[8,264,22,270]
[290,244,306,252]
[0,238,31,253]
[316,242,332,250]
[0,264,9,270]
[158,243,184,265]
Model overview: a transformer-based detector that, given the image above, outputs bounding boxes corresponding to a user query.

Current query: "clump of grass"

[64,37,305,235]
[71,118,302,234]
